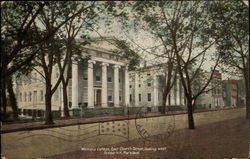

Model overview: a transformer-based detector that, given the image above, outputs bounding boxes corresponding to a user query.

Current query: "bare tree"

[206,1,249,119]
[34,2,96,124]
[131,1,221,129]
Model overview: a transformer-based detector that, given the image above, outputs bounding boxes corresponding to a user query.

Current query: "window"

[129,85,132,88]
[108,77,112,82]
[147,93,151,102]
[139,94,141,102]
[147,82,151,87]
[147,73,151,76]
[96,76,101,82]
[40,90,44,101]
[33,91,37,102]
[83,70,88,80]
[130,94,132,102]
[24,92,27,102]
[20,93,22,102]
[29,92,32,102]
[119,96,121,101]
[119,78,121,83]
[108,95,112,102]
[139,84,141,87]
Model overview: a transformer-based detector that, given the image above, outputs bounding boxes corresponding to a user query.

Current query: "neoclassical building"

[16,37,130,117]
[129,63,186,112]
[70,39,130,109]
[196,70,224,109]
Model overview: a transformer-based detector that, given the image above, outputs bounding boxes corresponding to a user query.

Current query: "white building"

[16,37,130,117]
[129,63,186,112]
[196,70,224,109]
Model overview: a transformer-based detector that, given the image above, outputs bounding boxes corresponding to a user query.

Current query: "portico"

[70,57,129,110]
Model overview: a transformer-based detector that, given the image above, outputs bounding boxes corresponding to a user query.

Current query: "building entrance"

[94,89,102,106]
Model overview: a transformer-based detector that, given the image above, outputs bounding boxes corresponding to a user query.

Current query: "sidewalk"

[1,107,242,133]
[48,117,249,159]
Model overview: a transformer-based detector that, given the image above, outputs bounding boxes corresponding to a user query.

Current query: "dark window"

[139,94,141,102]
[108,77,112,82]
[108,95,112,101]
[147,82,151,87]
[130,94,132,102]
[29,92,32,102]
[40,90,44,101]
[147,93,151,102]
[129,85,132,88]
[96,76,101,82]
[19,93,22,102]
[139,84,141,87]
[147,73,151,76]
[24,92,27,102]
[119,96,121,101]
[83,77,88,80]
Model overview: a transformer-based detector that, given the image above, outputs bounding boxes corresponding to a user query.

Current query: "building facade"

[196,70,224,109]
[129,63,186,112]
[236,79,246,106]
[222,79,238,107]
[16,38,130,117]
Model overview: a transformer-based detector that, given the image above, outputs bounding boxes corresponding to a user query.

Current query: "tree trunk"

[161,91,168,114]
[187,100,195,129]
[1,67,7,116]
[161,62,174,114]
[45,83,54,125]
[62,81,70,118]
[6,77,18,120]
[245,78,249,119]
[1,79,7,113]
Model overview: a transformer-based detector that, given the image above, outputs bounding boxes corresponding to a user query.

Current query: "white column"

[124,66,130,106]
[134,73,139,106]
[170,83,175,106]
[176,78,181,105]
[165,73,169,106]
[114,65,120,107]
[182,85,185,105]
[180,82,183,105]
[88,60,95,108]
[72,61,79,109]
[153,74,159,106]
[101,63,109,107]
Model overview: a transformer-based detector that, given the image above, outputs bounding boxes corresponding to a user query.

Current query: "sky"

[13,1,243,81]
[87,13,235,80]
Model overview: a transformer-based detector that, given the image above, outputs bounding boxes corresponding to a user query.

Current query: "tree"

[206,1,249,119]
[105,1,178,114]
[1,2,46,119]
[54,1,98,118]
[33,2,98,124]
[6,76,18,120]
[112,39,141,71]
[131,1,220,129]
[1,1,89,120]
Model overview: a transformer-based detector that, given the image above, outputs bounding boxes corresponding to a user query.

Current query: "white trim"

[92,56,126,66]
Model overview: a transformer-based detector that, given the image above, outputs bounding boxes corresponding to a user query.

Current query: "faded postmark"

[134,106,176,143]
